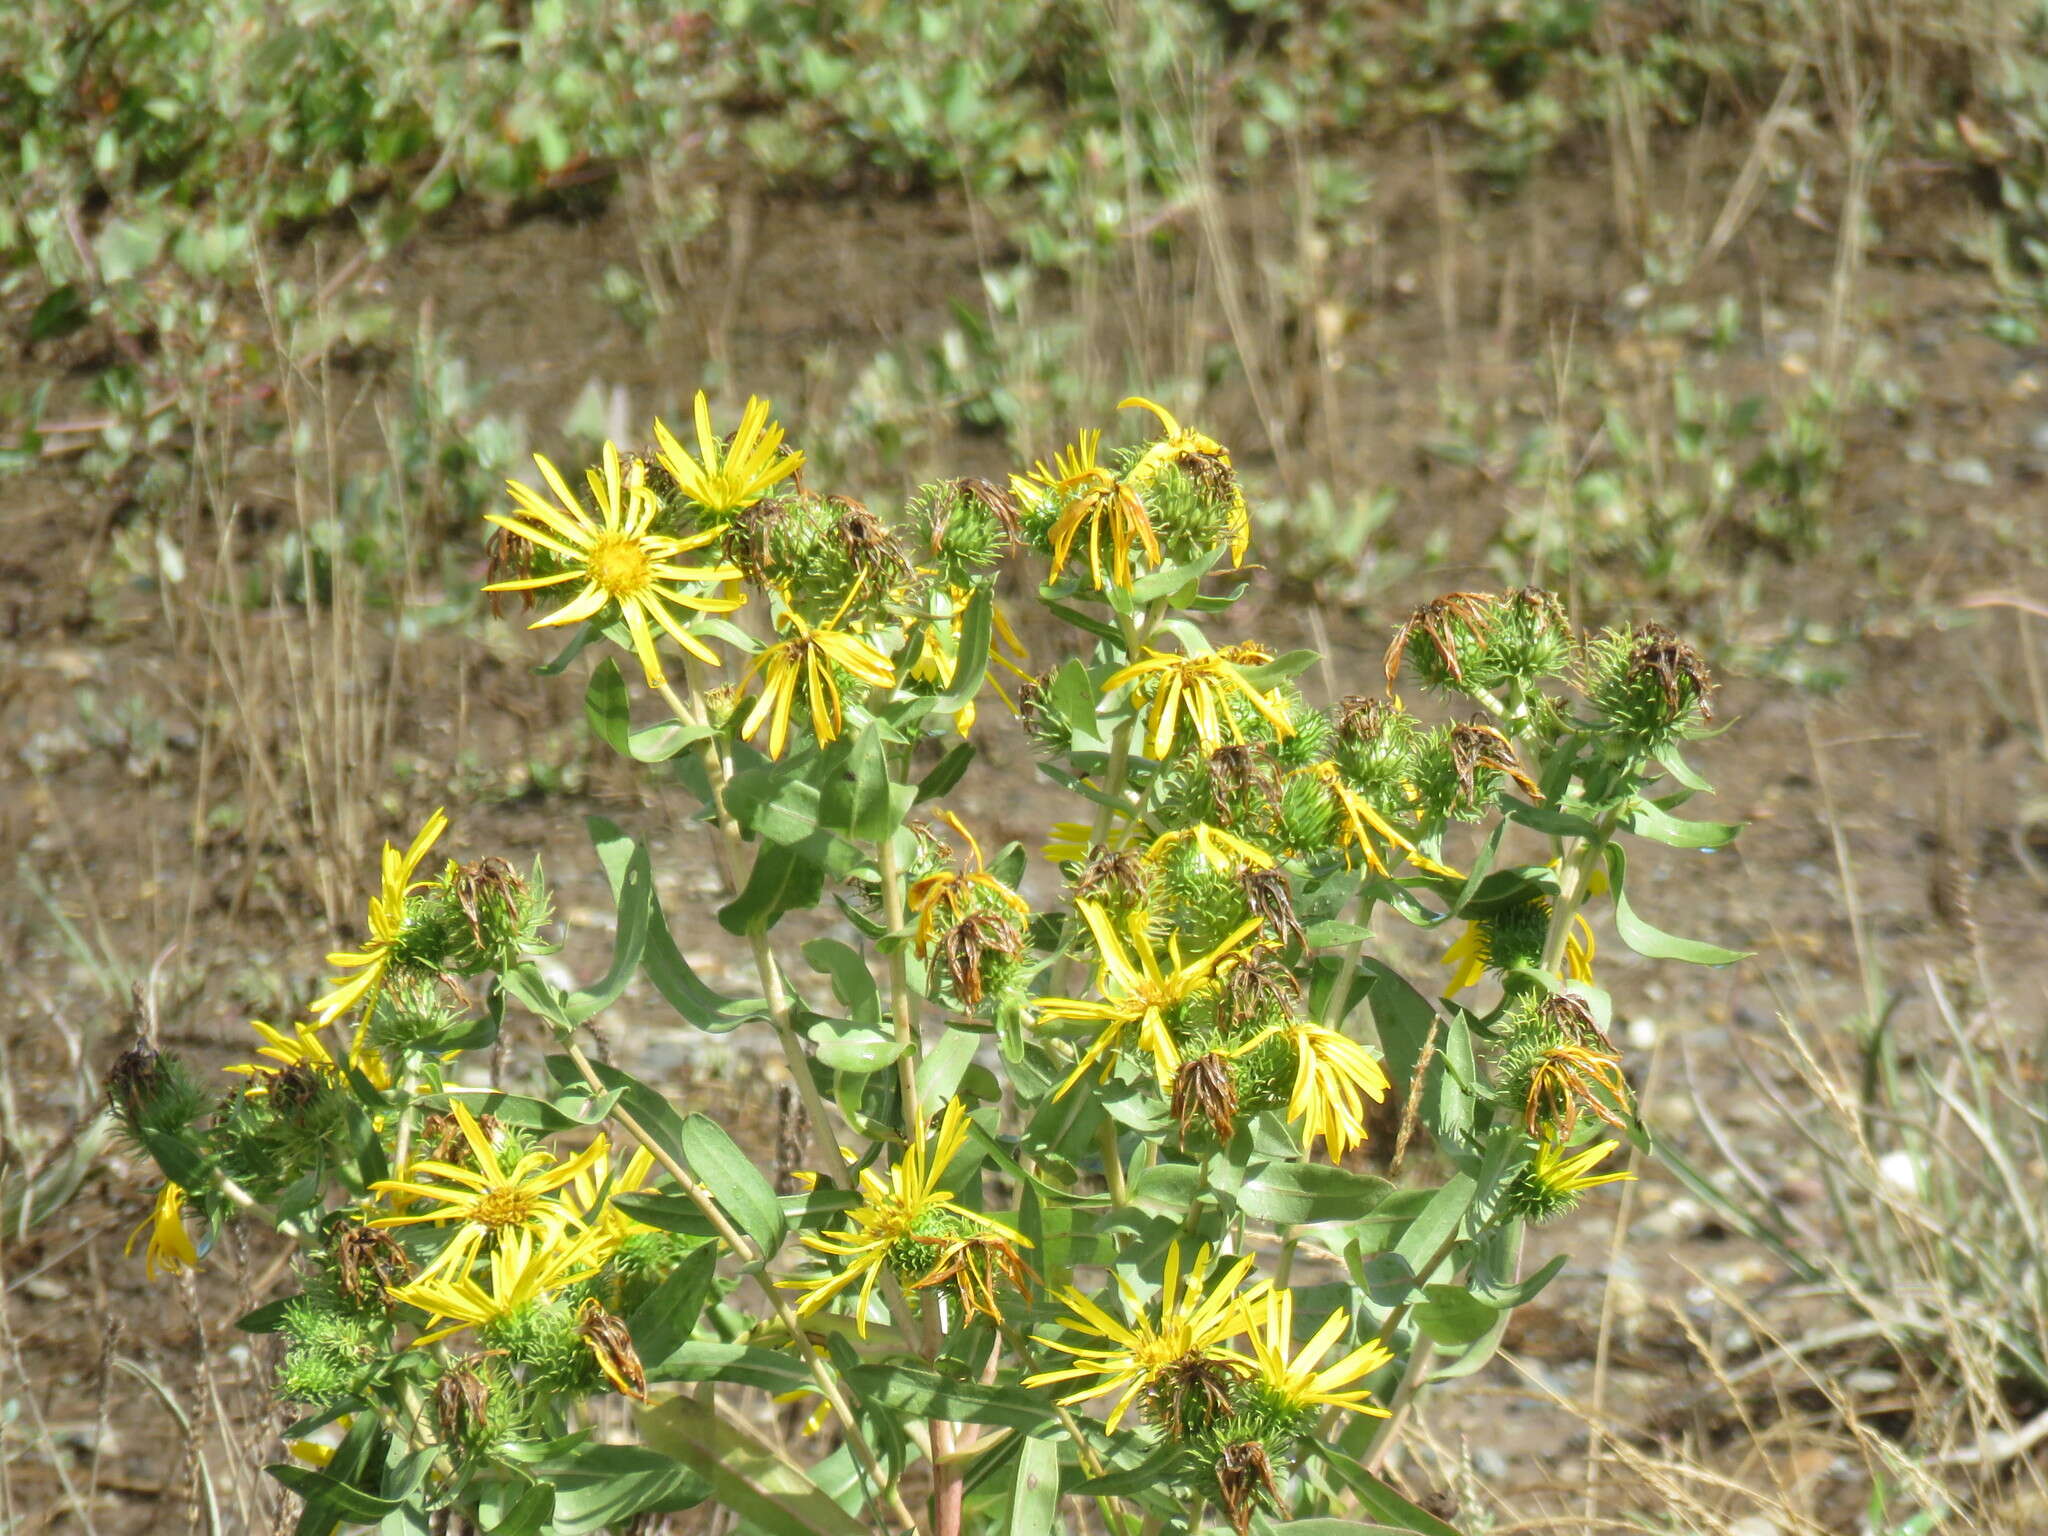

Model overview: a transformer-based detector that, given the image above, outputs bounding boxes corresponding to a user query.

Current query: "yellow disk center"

[586,533,654,598]
[469,1187,540,1230]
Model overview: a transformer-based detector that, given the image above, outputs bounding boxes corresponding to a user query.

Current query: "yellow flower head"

[906,811,1029,954]
[1231,1021,1390,1163]
[1103,645,1293,761]
[1025,1242,1268,1431]
[784,1100,1028,1336]
[312,809,449,1026]
[1246,1288,1392,1418]
[737,585,895,759]
[654,391,804,515]
[1440,907,1595,994]
[484,441,745,689]
[126,1181,199,1281]
[226,1018,391,1093]
[1118,395,1250,566]
[1512,1135,1633,1221]
[565,1141,659,1260]
[367,1101,608,1281]
[1292,761,1455,879]
[1017,428,1162,591]
[388,1224,611,1347]
[1035,901,1264,1097]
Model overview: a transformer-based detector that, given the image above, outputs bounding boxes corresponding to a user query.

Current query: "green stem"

[655,672,854,1189]
[876,827,924,1129]
[1539,805,1622,975]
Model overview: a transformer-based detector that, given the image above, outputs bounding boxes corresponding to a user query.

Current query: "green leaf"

[916,1025,983,1110]
[566,816,657,1023]
[840,725,906,842]
[626,1243,719,1373]
[1310,1450,1469,1536]
[1268,1522,1414,1536]
[516,1442,708,1535]
[28,283,88,343]
[267,1465,401,1528]
[1393,1173,1476,1275]
[935,587,994,712]
[1411,1283,1500,1347]
[803,1014,907,1075]
[1006,1433,1062,1536]
[1236,1162,1393,1226]
[643,1340,817,1392]
[545,1055,690,1172]
[94,213,166,283]
[724,763,861,874]
[915,742,976,804]
[719,842,825,936]
[1071,1441,1188,1496]
[638,1394,871,1536]
[584,659,711,762]
[681,1113,786,1258]
[1654,743,1714,792]
[1235,649,1321,688]
[803,939,883,1027]
[1303,919,1373,948]
[1624,797,1740,849]
[1603,844,1749,964]
[843,1362,1057,1432]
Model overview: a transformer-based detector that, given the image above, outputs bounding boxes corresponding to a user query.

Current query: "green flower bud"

[905,478,1021,585]
[1134,455,1237,565]
[1485,588,1573,683]
[1582,622,1714,753]
[1386,593,1503,695]
[105,1044,210,1144]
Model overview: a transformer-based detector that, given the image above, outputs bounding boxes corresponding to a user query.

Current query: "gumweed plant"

[112,391,1746,1536]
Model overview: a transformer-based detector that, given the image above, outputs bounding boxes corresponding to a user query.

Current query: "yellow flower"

[388,1225,611,1347]
[1231,1021,1389,1163]
[367,1102,608,1280]
[654,391,804,515]
[1103,645,1293,760]
[1245,1288,1392,1418]
[1025,1242,1268,1431]
[783,1100,1028,1336]
[1034,901,1263,1097]
[484,440,745,689]
[225,1018,391,1093]
[906,811,1029,954]
[312,810,449,1026]
[1019,428,1161,590]
[126,1181,199,1281]
[1118,395,1250,565]
[565,1142,659,1259]
[1292,762,1454,878]
[1525,1135,1633,1201]
[902,590,1030,736]
[1439,910,1595,994]
[737,586,895,760]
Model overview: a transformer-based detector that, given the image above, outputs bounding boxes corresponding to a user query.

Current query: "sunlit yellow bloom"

[126,1181,199,1281]
[654,391,804,515]
[1034,901,1263,1097]
[1230,1021,1390,1162]
[1147,822,1276,873]
[1018,428,1161,590]
[1525,1135,1633,1200]
[1118,396,1250,566]
[1043,810,1144,864]
[368,1102,607,1280]
[1025,1242,1268,1431]
[484,441,744,689]
[907,811,1029,953]
[1440,910,1595,994]
[1103,644,1292,760]
[565,1142,659,1258]
[783,1100,1028,1336]
[312,810,448,1025]
[225,1018,392,1094]
[737,587,895,760]
[1246,1288,1392,1417]
[388,1225,611,1348]
[902,590,1031,736]
[1292,762,1455,879]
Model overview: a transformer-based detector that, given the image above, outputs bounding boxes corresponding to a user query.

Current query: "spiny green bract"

[1464,895,1551,985]
[213,1071,354,1195]
[1153,842,1255,954]
[1485,587,1574,684]
[1581,622,1714,752]
[884,1208,979,1281]
[904,478,1018,586]
[1331,697,1420,808]
[1268,693,1331,771]
[1275,768,1339,853]
[105,1045,210,1146]
[276,1298,380,1407]
[483,1300,602,1397]
[1226,1027,1297,1109]
[1133,456,1237,564]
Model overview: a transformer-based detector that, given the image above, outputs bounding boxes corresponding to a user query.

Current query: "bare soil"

[5,133,2048,1533]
